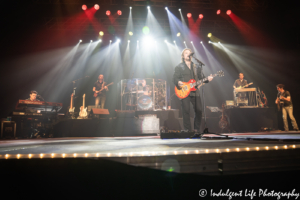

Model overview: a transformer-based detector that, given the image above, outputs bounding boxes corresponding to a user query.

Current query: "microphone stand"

[191,55,229,139]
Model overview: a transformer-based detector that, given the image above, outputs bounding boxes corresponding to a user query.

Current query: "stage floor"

[1,131,300,174]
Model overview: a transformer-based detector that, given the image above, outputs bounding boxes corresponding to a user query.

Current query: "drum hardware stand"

[190,55,229,139]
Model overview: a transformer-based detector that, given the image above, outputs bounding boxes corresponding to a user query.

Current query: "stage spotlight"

[178,8,181,11]
[164,40,167,43]
[177,32,181,37]
[82,5,87,11]
[142,26,150,35]
[129,31,133,36]
[90,40,93,43]
[187,13,192,18]
[200,41,203,44]
[79,40,82,43]
[99,39,102,42]
[128,40,130,43]
[184,41,186,43]
[130,7,132,10]
[106,10,111,16]
[94,4,99,10]
[173,41,175,43]
[226,10,231,15]
[110,40,112,43]
[191,41,193,43]
[165,7,168,10]
[137,40,139,43]
[218,41,220,44]
[117,39,120,43]
[199,14,203,19]
[209,41,212,43]
[147,6,150,9]
[117,10,122,15]
[207,33,212,38]
[143,36,154,45]
[217,10,221,15]
[99,31,104,36]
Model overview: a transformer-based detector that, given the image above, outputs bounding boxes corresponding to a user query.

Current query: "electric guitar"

[78,94,87,118]
[174,70,224,99]
[93,82,114,97]
[236,82,253,89]
[276,93,284,111]
[69,93,75,113]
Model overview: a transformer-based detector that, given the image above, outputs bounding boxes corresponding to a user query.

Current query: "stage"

[1,131,300,175]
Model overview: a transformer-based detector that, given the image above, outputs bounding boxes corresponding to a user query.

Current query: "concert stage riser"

[103,149,300,175]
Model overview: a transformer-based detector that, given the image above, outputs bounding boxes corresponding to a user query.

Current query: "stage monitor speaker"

[91,108,110,118]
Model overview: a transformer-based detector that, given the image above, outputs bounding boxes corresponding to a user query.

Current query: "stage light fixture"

[90,40,93,43]
[207,33,212,37]
[208,41,212,43]
[117,39,120,43]
[94,4,99,10]
[79,40,82,43]
[82,5,87,11]
[109,40,112,43]
[187,13,192,18]
[128,40,130,43]
[106,10,111,16]
[176,32,180,37]
[137,40,139,43]
[99,31,104,36]
[200,41,203,44]
[184,41,186,43]
[173,41,175,43]
[129,31,133,36]
[217,10,221,15]
[178,8,181,11]
[199,14,203,19]
[191,41,193,43]
[117,10,122,15]
[142,26,150,35]
[218,41,220,44]
[164,40,167,43]
[165,7,168,10]
[130,7,132,9]
[147,6,150,9]
[226,10,231,15]
[99,39,102,42]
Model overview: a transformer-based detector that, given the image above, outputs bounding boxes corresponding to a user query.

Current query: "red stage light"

[226,10,231,15]
[82,5,87,11]
[94,4,100,10]
[199,14,203,19]
[117,10,122,15]
[217,10,221,15]
[106,10,111,16]
[187,13,192,18]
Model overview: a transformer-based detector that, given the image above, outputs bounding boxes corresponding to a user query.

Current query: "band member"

[275,84,299,131]
[233,73,248,89]
[26,90,40,101]
[93,74,108,109]
[173,48,213,132]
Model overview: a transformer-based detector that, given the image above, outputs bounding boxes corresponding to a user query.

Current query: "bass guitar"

[94,82,114,97]
[174,70,224,99]
[78,94,87,119]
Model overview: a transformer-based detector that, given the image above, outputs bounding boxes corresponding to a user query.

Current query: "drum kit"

[120,78,167,111]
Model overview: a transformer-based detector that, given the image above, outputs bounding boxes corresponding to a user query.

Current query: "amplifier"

[1,121,16,138]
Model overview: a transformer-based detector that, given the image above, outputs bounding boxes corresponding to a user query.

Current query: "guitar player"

[233,73,248,89]
[93,74,108,109]
[173,48,213,133]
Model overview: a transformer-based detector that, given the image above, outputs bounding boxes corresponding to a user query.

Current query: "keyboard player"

[26,90,40,101]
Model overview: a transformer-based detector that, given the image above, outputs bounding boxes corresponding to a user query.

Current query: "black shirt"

[278,91,292,107]
[94,81,106,96]
[233,79,248,88]
[173,62,206,96]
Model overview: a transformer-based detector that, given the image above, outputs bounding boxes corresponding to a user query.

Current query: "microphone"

[189,52,194,57]
[37,95,44,100]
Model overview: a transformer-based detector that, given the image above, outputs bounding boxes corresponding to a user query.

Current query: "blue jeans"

[282,106,298,131]
[95,96,106,109]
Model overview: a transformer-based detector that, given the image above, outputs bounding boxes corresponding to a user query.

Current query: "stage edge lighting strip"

[0,145,298,159]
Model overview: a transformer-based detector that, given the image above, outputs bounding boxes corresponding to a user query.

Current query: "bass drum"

[137,95,152,110]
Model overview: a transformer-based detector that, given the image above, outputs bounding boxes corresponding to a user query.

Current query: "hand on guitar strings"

[178,81,184,87]
[208,74,213,82]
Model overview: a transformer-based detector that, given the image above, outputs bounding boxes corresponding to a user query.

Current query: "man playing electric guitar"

[173,48,213,133]
[93,74,108,109]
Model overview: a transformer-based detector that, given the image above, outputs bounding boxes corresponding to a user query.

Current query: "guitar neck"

[195,74,218,86]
